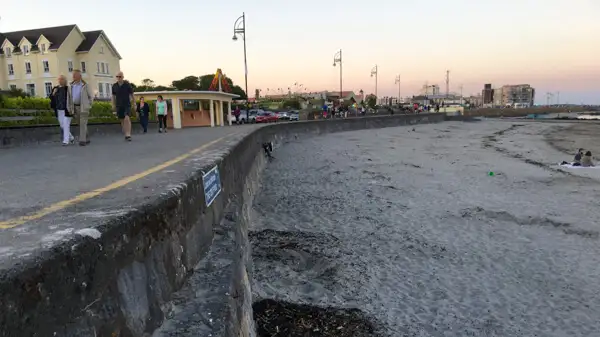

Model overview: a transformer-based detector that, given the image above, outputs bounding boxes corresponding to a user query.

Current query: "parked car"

[288,110,300,121]
[276,110,290,120]
[239,109,258,123]
[256,111,278,123]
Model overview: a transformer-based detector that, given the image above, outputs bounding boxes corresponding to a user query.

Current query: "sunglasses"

[116,75,123,78]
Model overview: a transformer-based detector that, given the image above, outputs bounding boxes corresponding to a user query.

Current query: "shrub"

[0,98,159,126]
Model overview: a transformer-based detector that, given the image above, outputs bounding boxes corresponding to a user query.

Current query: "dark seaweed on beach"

[253,299,378,337]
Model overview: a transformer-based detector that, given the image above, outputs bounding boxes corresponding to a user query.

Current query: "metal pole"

[395,75,401,103]
[242,13,249,114]
[339,49,343,102]
[375,66,378,99]
[370,65,378,105]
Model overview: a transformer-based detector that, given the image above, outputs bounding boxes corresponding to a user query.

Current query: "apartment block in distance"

[482,84,493,105]
[0,24,121,99]
[500,84,535,107]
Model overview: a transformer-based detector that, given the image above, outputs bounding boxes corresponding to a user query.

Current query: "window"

[97,62,100,73]
[105,63,109,74]
[100,63,105,74]
[100,46,104,54]
[81,61,86,73]
[5,48,11,58]
[25,62,31,74]
[23,45,29,55]
[68,60,73,72]
[40,44,46,53]
[9,84,16,91]
[43,60,50,73]
[104,83,110,97]
[26,83,35,96]
[98,83,104,97]
[7,64,14,76]
[44,82,53,97]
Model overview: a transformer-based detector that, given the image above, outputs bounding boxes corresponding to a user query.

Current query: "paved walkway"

[0,125,258,266]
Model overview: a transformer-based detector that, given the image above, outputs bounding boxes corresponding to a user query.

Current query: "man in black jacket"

[50,75,74,145]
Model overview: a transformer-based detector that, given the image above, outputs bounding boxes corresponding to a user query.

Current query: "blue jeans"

[139,114,149,132]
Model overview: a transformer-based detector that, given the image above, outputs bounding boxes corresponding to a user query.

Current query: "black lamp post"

[333,49,342,104]
[370,65,378,105]
[233,13,248,112]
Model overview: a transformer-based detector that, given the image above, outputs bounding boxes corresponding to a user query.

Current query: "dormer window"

[40,44,46,53]
[23,45,30,55]
[4,47,11,58]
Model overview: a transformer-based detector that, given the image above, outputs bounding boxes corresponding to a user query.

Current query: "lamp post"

[232,13,248,112]
[370,65,378,104]
[333,49,342,104]
[395,75,401,104]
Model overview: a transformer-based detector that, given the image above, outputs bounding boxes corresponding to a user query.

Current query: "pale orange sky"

[3,0,600,103]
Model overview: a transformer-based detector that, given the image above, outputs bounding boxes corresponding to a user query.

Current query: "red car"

[255,111,278,123]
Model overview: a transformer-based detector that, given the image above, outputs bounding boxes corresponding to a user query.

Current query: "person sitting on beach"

[573,148,584,166]
[582,151,594,167]
[561,148,584,166]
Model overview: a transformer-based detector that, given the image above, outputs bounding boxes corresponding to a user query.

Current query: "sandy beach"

[250,120,600,336]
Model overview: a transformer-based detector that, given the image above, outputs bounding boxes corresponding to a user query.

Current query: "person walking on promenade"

[156,95,168,133]
[112,71,135,141]
[136,97,150,133]
[234,106,241,123]
[67,70,93,146]
[50,75,75,146]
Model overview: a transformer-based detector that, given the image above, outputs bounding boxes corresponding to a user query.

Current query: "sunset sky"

[3,0,599,104]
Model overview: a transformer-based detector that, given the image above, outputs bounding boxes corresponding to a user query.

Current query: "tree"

[282,99,300,109]
[198,74,214,90]
[172,76,201,90]
[197,73,246,98]
[231,85,247,99]
[366,94,377,108]
[141,78,155,88]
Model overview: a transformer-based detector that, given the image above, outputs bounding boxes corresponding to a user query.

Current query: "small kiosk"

[133,70,239,129]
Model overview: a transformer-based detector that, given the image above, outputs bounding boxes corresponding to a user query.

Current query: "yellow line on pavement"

[0,135,233,229]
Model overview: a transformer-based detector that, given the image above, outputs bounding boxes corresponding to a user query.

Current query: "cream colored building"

[0,24,121,99]
[133,91,238,129]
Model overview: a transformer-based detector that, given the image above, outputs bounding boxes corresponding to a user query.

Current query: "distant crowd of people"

[49,70,169,146]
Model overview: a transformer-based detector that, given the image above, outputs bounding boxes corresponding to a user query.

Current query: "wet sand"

[250,120,600,336]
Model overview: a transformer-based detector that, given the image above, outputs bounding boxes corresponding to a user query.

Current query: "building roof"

[75,30,102,52]
[132,91,240,99]
[0,24,76,51]
[0,25,115,57]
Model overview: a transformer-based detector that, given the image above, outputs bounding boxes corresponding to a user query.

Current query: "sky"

[2,0,600,104]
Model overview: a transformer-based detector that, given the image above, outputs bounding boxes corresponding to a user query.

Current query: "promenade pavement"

[0,125,259,268]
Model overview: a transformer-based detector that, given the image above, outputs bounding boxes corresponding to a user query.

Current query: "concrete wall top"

[0,113,444,336]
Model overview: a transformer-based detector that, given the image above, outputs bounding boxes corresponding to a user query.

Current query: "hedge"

[0,96,157,127]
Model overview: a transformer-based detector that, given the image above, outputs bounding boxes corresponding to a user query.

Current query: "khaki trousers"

[74,106,90,142]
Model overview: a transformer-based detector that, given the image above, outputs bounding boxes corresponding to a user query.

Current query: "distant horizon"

[2,0,599,104]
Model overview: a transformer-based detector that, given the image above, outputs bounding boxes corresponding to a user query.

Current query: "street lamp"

[370,65,378,104]
[232,12,248,112]
[333,49,342,103]
[395,75,401,104]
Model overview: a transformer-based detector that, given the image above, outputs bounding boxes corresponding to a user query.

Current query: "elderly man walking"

[112,71,135,141]
[67,69,93,146]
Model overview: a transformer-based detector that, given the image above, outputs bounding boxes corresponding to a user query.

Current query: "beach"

[250,120,600,336]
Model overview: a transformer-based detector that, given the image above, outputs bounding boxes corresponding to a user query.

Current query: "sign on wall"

[202,165,222,207]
